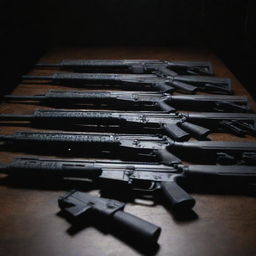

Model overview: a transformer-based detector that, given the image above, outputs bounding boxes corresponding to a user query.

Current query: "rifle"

[0,131,256,165]
[58,190,161,243]
[1,157,256,210]
[22,73,231,94]
[3,90,250,113]
[0,110,255,140]
[35,59,213,76]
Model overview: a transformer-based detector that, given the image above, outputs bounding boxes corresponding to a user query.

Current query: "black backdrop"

[1,0,255,96]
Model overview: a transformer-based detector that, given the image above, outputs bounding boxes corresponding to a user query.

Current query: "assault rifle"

[1,157,256,210]
[35,59,213,76]
[0,110,255,140]
[22,73,231,94]
[3,90,250,113]
[0,131,256,164]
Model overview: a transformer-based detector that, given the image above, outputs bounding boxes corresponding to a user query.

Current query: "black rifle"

[1,157,256,210]
[0,132,256,165]
[22,73,231,94]
[36,59,213,76]
[58,190,161,242]
[0,110,255,140]
[3,90,250,113]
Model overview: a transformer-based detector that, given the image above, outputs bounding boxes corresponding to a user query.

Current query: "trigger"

[129,179,158,192]
[148,181,157,191]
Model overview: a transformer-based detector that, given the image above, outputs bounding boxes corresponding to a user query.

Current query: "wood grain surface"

[0,47,256,256]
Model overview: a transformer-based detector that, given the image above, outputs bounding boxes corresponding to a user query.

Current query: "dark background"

[1,0,255,97]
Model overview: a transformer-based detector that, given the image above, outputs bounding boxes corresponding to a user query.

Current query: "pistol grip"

[156,101,176,112]
[155,83,174,93]
[164,123,190,141]
[179,122,210,139]
[161,181,195,211]
[154,149,181,165]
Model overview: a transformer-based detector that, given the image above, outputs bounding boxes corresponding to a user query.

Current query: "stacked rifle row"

[1,59,256,243]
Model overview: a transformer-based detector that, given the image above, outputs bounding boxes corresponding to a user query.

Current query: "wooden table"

[0,47,256,256]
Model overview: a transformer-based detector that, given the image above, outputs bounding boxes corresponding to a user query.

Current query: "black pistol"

[58,190,161,243]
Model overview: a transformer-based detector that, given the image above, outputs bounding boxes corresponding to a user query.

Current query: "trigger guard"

[129,179,159,192]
